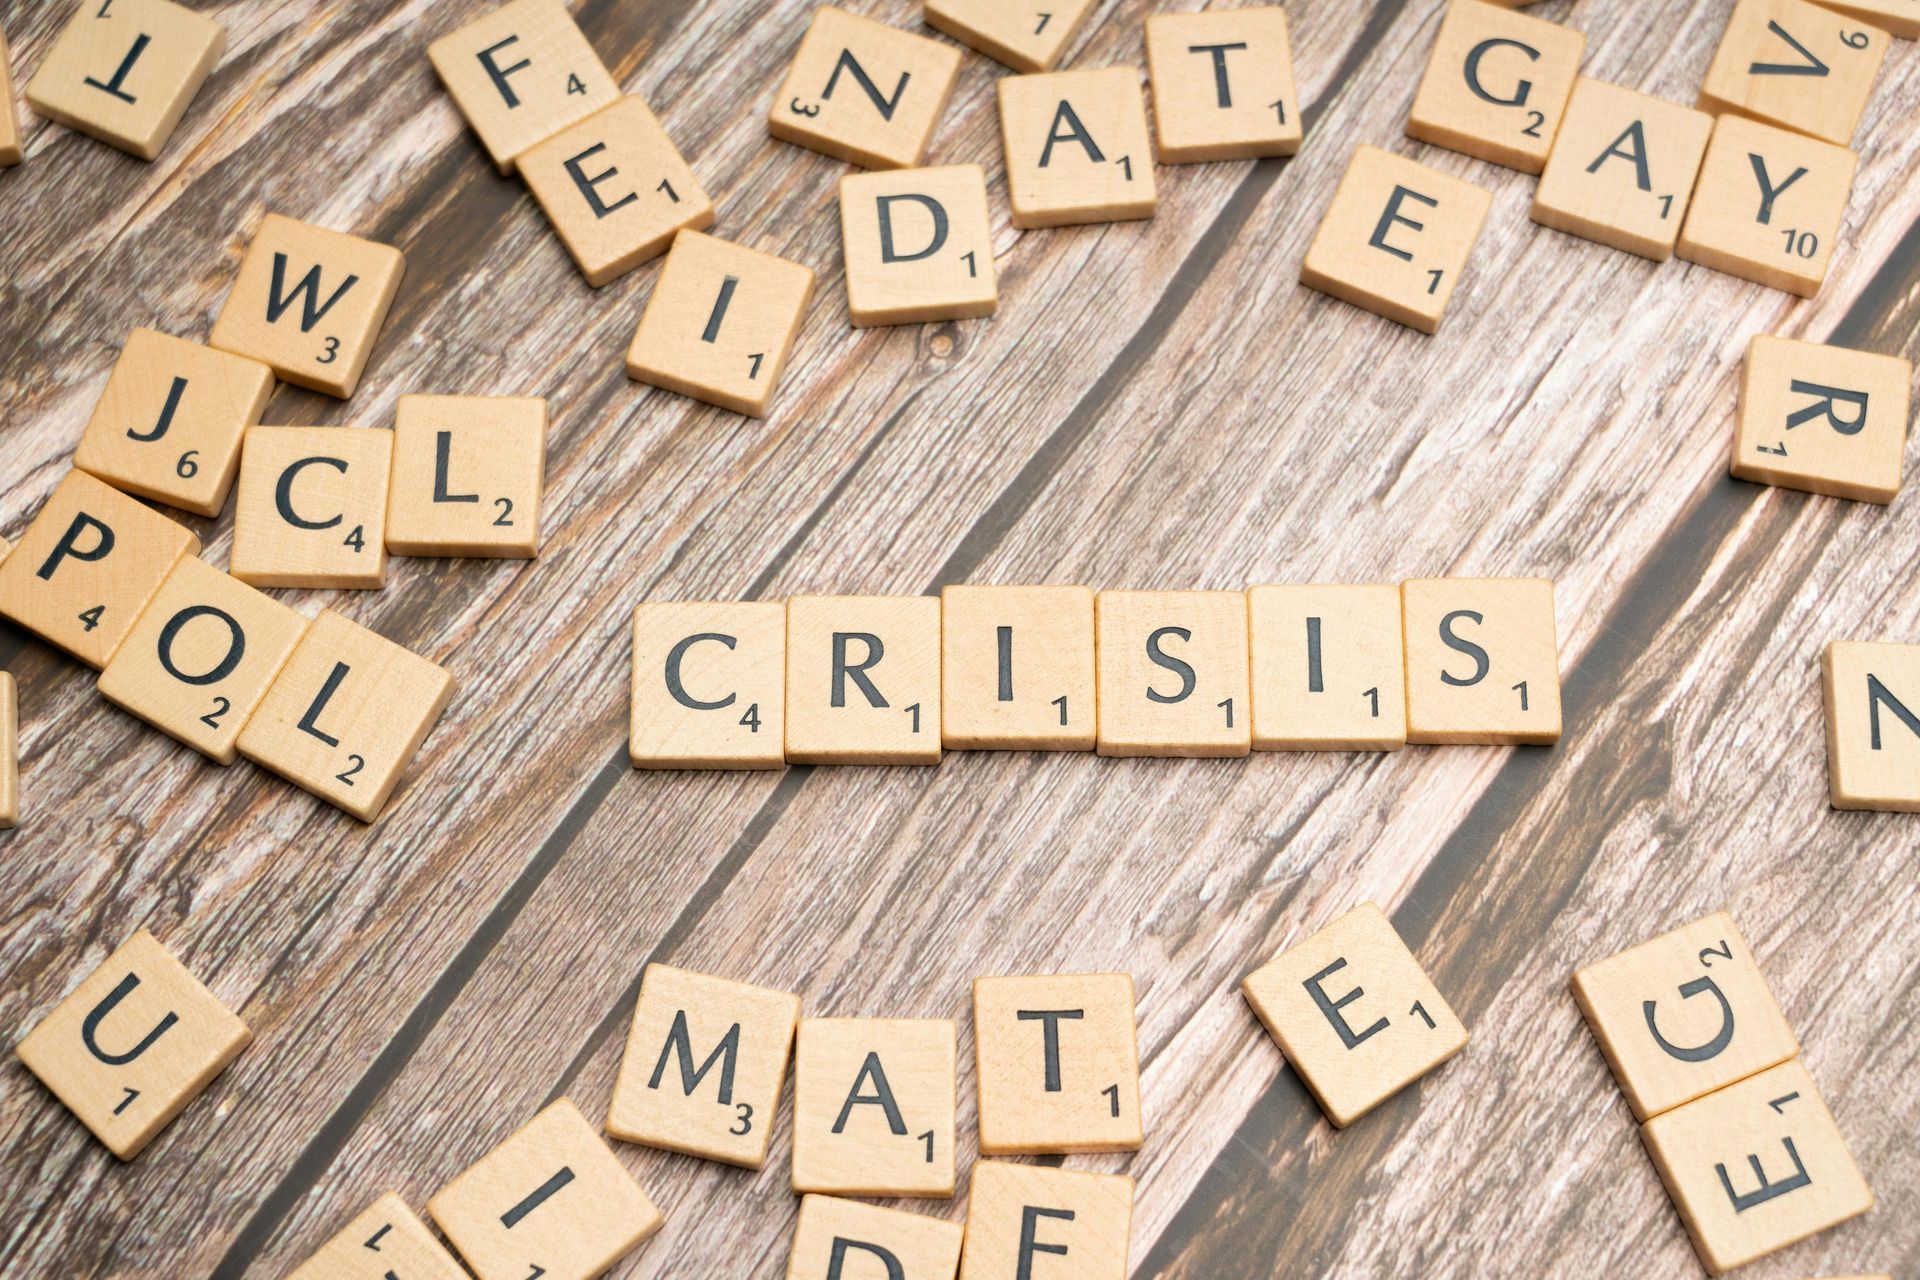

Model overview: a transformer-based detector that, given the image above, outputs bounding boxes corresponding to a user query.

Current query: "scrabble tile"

[1093,589,1250,758]
[1697,0,1888,146]
[230,427,393,590]
[924,0,1096,73]
[768,8,962,170]
[1144,7,1302,163]
[1401,577,1561,745]
[939,584,1095,750]
[1529,78,1715,261]
[428,1098,663,1280]
[1570,911,1800,1121]
[1,671,16,829]
[14,928,250,1160]
[2,32,24,167]
[236,609,454,823]
[605,963,800,1168]
[1808,0,1917,37]
[97,555,309,765]
[957,1163,1132,1280]
[998,67,1157,229]
[73,329,275,517]
[1823,640,1920,811]
[386,394,547,557]
[1299,145,1493,334]
[973,973,1141,1155]
[624,230,816,418]
[792,1017,957,1197]
[1248,583,1407,751]
[520,95,715,287]
[629,601,787,769]
[24,0,223,160]
[1242,902,1469,1128]
[0,469,200,669]
[785,595,942,765]
[1406,0,1586,173]
[839,164,998,326]
[788,1195,964,1280]
[426,0,619,174]
[1677,115,1856,297]
[1641,1060,1874,1275]
[1732,335,1911,502]
[287,1192,468,1280]
[209,214,406,398]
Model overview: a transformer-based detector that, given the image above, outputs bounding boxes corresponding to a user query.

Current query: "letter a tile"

[769,8,962,170]
[1641,1060,1873,1275]
[792,1017,957,1197]
[1697,0,1888,146]
[998,67,1157,228]
[287,1193,468,1280]
[1242,903,1469,1127]
[788,1196,964,1280]
[839,164,997,326]
[14,928,251,1160]
[427,0,619,174]
[1823,640,1920,811]
[605,963,800,1168]
[1145,7,1302,163]
[237,609,455,823]
[1530,78,1715,261]
[25,0,224,160]
[1732,335,1911,502]
[786,595,942,764]
[630,601,786,769]
[428,1098,663,1280]
[1677,116,1856,297]
[1406,0,1586,174]
[1570,911,1799,1120]
[973,973,1142,1155]
[1300,145,1492,334]
[957,1163,1132,1280]
[209,214,406,398]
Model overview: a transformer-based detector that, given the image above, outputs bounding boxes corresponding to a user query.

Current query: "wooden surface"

[1,0,1917,1276]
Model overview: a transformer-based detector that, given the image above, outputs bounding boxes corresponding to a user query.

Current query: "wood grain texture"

[0,0,1917,1277]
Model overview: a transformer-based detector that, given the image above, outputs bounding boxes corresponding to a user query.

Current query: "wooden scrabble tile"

[1823,640,1920,811]
[236,609,454,823]
[788,1195,964,1280]
[630,601,786,769]
[97,555,309,765]
[230,427,393,590]
[839,164,997,326]
[939,584,1095,750]
[1093,589,1250,758]
[605,963,800,1168]
[288,1192,468,1280]
[14,928,250,1160]
[998,67,1157,229]
[792,1017,957,1197]
[1248,583,1407,751]
[73,328,275,517]
[2,32,24,167]
[1299,145,1493,334]
[1677,116,1856,297]
[520,95,715,287]
[957,1163,1133,1280]
[924,0,1097,73]
[1641,1060,1874,1275]
[426,0,619,174]
[624,230,816,418]
[1570,911,1800,1121]
[1732,335,1911,502]
[1401,577,1561,745]
[208,214,406,398]
[785,595,941,765]
[1,671,16,829]
[1406,0,1586,174]
[1242,903,1469,1127]
[1698,0,1889,146]
[427,1098,663,1280]
[1144,7,1302,163]
[0,469,200,669]
[24,0,223,160]
[1807,0,1917,37]
[1530,78,1715,261]
[386,394,547,557]
[769,8,962,170]
[973,973,1141,1155]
